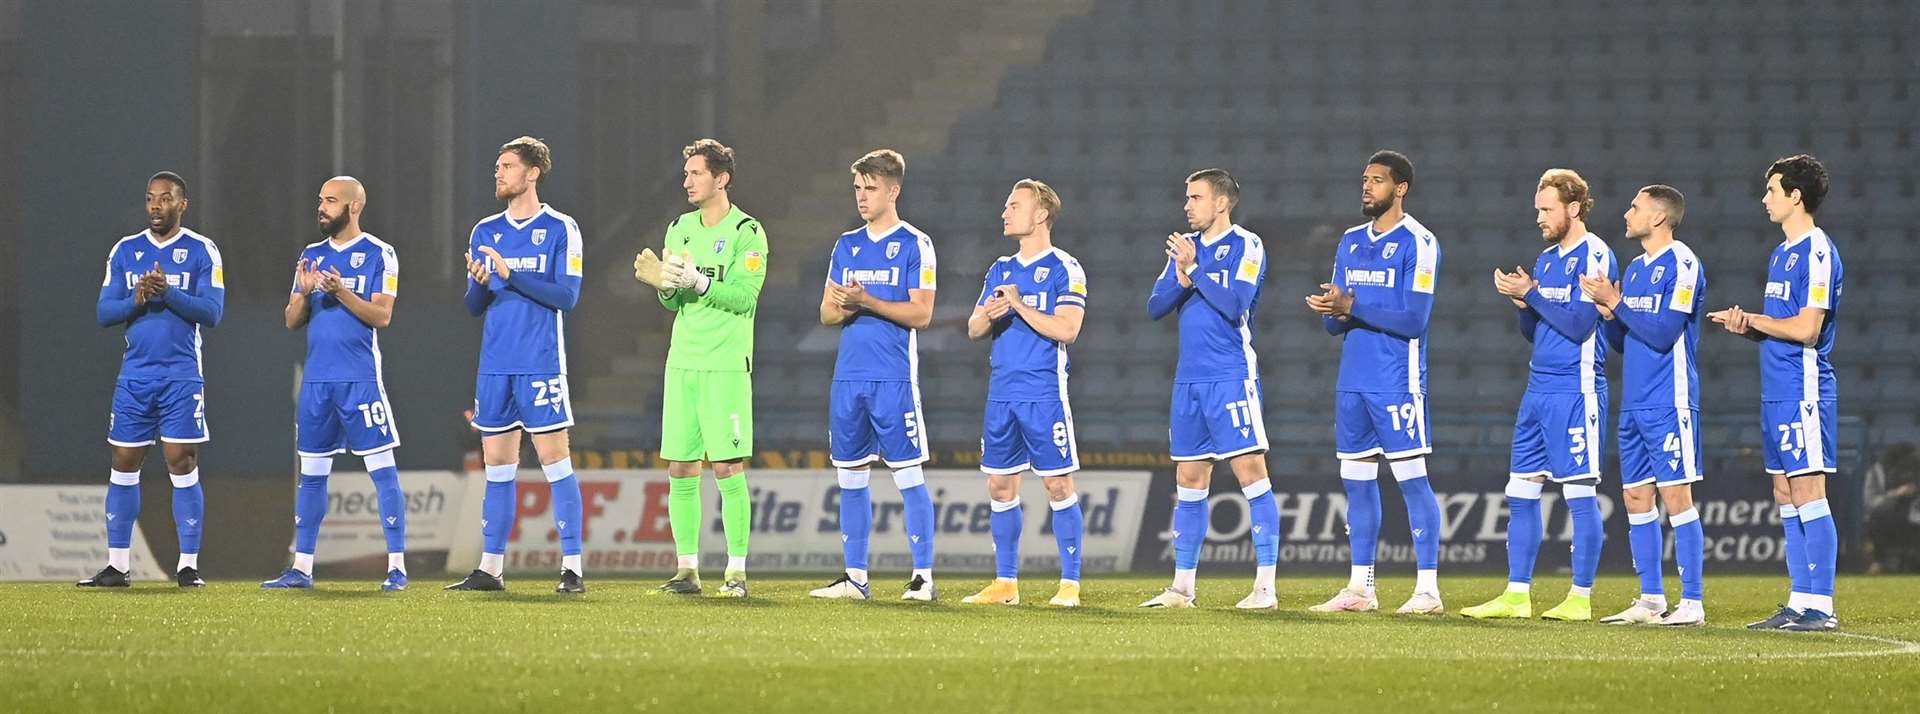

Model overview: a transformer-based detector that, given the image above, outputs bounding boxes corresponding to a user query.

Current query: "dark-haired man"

[1710,154,1845,632]
[81,171,224,588]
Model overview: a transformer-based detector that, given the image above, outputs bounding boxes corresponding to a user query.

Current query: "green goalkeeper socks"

[717,472,751,558]
[669,476,703,557]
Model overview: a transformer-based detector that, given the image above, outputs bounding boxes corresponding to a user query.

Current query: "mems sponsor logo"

[1344,268,1396,288]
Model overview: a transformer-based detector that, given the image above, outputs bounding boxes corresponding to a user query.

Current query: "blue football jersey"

[465,205,584,376]
[1608,240,1705,412]
[1327,215,1440,394]
[1520,233,1616,394]
[294,234,398,383]
[977,247,1088,402]
[1146,225,1265,383]
[1761,228,1842,402]
[98,228,226,381]
[826,221,936,383]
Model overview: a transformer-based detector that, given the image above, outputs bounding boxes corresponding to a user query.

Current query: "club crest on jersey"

[1381,242,1398,259]
[1785,253,1799,272]
[351,252,367,269]
[531,228,547,246]
[1650,266,1664,283]
[887,242,901,260]
[1215,244,1231,261]
[1564,257,1578,274]
[713,239,726,254]
[173,248,188,264]
[1034,266,1050,282]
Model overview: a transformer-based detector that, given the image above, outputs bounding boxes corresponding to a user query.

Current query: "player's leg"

[1604,409,1669,624]
[702,370,755,598]
[449,374,521,591]
[1227,452,1280,610]
[1040,474,1083,608]
[85,381,157,586]
[158,380,209,587]
[342,381,408,590]
[1312,392,1382,612]
[1382,394,1442,611]
[1656,483,1705,626]
[530,426,584,594]
[658,367,705,594]
[965,402,1026,605]
[1028,399,1083,608]
[1751,401,1810,628]
[1541,392,1605,621]
[1149,382,1211,607]
[267,384,340,589]
[815,380,878,599]
[1464,393,1547,619]
[878,381,937,599]
[1781,399,1839,631]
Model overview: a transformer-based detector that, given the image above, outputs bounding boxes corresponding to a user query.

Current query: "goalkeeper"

[633,139,768,598]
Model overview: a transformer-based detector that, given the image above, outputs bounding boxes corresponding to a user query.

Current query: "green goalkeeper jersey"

[658,204,768,372]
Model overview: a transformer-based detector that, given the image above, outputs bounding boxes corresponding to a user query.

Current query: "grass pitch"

[3,574,1916,712]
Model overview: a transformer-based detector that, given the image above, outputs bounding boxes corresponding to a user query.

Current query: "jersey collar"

[1198,224,1240,248]
[1554,232,1596,257]
[1014,246,1057,267]
[1365,215,1410,243]
[1782,226,1822,249]
[145,229,186,250]
[326,233,369,252]
[1637,240,1675,265]
[504,204,550,230]
[863,220,901,243]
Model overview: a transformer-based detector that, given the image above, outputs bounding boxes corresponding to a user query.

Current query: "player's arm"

[688,220,768,316]
[1005,260,1088,345]
[329,249,399,328]
[1603,270,1693,353]
[285,259,314,330]
[497,220,582,311]
[96,251,142,327]
[820,280,852,325]
[1523,250,1608,340]
[968,270,1008,341]
[463,230,495,316]
[1187,239,1260,322]
[1744,307,1825,345]
[1344,239,1437,340]
[844,236,937,328]
[1515,302,1542,342]
[1315,242,1357,335]
[1147,257,1192,320]
[1598,313,1627,353]
[157,246,225,327]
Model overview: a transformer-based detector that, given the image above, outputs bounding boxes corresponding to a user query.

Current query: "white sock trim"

[300,456,335,476]
[1563,483,1598,499]
[108,547,131,571]
[990,497,1021,512]
[1797,499,1832,522]
[293,552,315,575]
[892,465,926,489]
[1778,503,1799,519]
[362,449,397,472]
[1668,508,1701,527]
[541,458,574,482]
[837,468,871,490]
[1388,457,1428,482]
[1049,496,1078,511]
[1627,509,1661,526]
[484,464,516,483]
[1240,479,1272,499]
[1176,486,1208,502]
[170,469,200,489]
[1505,478,1544,500]
[109,470,140,486]
[1340,459,1379,481]
[562,553,583,575]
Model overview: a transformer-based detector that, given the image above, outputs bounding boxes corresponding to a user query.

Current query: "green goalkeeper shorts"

[660,367,754,463]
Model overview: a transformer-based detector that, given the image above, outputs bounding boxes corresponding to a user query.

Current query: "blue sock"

[367,465,406,554]
[1781,504,1811,598]
[1567,493,1602,590]
[1504,479,1544,585]
[548,475,584,558]
[1397,474,1441,570]
[1672,508,1705,601]
[1172,487,1209,570]
[990,498,1023,579]
[481,467,517,556]
[294,473,328,556]
[1799,499,1837,601]
[1627,510,1665,597]
[105,471,141,551]
[898,482,935,570]
[171,471,205,557]
[1051,498,1084,581]
[1341,476,1381,567]
[1244,482,1280,567]
[837,469,872,572]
